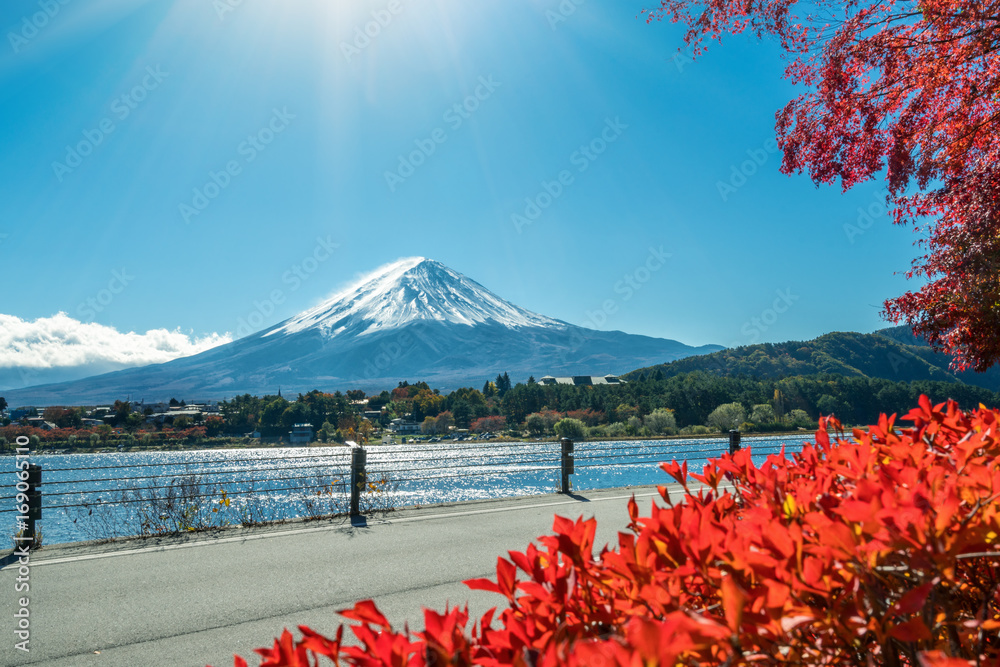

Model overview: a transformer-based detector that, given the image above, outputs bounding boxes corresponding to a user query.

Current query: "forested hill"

[624,329,1000,392]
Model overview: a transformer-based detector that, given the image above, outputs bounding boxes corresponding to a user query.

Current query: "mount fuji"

[4,258,722,404]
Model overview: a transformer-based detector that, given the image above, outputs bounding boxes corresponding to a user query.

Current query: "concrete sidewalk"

[1,485,671,667]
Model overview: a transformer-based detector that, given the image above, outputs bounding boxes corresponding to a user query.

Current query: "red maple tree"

[647,0,1000,371]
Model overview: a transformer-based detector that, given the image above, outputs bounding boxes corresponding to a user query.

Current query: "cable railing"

[4,433,805,546]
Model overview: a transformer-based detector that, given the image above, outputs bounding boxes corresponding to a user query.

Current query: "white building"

[389,418,421,434]
[537,374,626,386]
[289,423,314,445]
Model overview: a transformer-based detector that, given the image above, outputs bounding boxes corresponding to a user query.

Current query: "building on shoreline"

[389,418,421,434]
[289,423,314,445]
[536,374,626,386]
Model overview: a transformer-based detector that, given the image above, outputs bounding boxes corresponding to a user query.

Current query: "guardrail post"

[24,464,42,547]
[350,446,367,517]
[560,438,574,493]
[729,430,741,455]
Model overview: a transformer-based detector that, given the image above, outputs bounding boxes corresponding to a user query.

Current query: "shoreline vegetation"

[23,469,401,548]
[4,368,979,456]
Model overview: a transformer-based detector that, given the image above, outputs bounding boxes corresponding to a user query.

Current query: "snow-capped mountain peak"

[266,257,564,339]
[3,257,723,402]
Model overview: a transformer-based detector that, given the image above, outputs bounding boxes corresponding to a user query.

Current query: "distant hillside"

[624,329,1000,392]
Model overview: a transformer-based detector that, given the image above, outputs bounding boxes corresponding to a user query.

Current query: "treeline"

[624,331,1000,392]
[7,371,997,448]
[487,372,1000,429]
[216,371,1000,438]
[220,389,365,439]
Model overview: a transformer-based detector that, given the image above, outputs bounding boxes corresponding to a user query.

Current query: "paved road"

[0,486,670,667]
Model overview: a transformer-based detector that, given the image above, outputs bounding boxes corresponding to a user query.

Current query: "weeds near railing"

[11,528,42,551]
[230,480,284,528]
[61,471,399,542]
[301,475,349,519]
[358,473,398,515]
[66,495,132,541]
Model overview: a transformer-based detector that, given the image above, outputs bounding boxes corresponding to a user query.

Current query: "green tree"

[789,409,813,427]
[220,393,262,434]
[259,397,290,434]
[421,416,437,435]
[125,412,145,431]
[554,417,586,441]
[280,401,312,428]
[44,406,83,429]
[435,410,453,434]
[706,403,747,432]
[319,421,336,442]
[643,408,677,435]
[495,372,512,396]
[525,413,547,436]
[816,395,846,419]
[750,404,777,425]
[614,404,639,423]
[412,389,446,422]
[501,388,530,425]
[607,422,628,437]
[452,400,472,428]
[367,390,391,412]
[357,420,374,444]
[112,400,132,426]
[204,415,224,437]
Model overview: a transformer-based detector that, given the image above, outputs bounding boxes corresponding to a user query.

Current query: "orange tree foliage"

[645,0,1000,371]
[221,397,1000,666]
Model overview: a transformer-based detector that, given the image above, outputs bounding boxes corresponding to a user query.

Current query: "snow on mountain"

[2,258,723,404]
[268,257,562,338]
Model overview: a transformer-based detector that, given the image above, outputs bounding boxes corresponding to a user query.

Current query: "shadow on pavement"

[0,550,26,571]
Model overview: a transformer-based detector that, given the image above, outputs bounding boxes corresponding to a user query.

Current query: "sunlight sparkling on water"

[1,435,809,545]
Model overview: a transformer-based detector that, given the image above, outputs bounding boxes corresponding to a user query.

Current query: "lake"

[1,434,811,546]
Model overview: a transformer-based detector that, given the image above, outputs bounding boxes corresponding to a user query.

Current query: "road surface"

[1,485,670,667]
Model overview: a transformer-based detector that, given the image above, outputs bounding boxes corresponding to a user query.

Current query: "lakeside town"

[0,371,828,454]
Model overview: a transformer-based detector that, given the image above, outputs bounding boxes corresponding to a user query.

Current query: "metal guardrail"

[5,432,798,547]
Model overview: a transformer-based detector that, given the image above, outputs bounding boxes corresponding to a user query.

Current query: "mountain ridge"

[623,327,1000,392]
[2,259,721,405]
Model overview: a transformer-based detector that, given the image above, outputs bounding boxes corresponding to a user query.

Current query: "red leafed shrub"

[471,415,506,433]
[565,409,604,427]
[222,397,1000,666]
[0,425,59,442]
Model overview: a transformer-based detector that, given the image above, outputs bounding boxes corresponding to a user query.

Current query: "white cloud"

[0,312,231,370]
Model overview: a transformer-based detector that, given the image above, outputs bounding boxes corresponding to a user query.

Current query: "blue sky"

[0,0,919,384]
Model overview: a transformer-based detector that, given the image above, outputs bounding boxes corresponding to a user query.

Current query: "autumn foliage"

[645,0,1000,371]
[225,397,1000,666]
[470,415,507,433]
